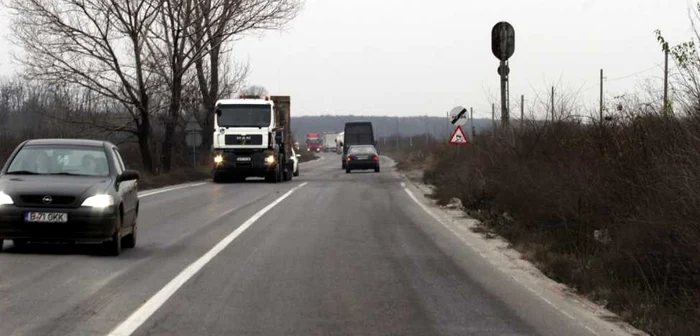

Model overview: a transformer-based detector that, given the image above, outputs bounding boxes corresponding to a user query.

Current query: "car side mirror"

[117,170,140,183]
[215,108,222,116]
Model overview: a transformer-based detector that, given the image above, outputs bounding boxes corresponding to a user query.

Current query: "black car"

[0,139,140,256]
[345,145,380,173]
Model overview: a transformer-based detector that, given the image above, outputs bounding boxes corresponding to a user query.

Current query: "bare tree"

[146,0,221,172]
[239,85,269,97]
[190,0,302,149]
[6,0,162,173]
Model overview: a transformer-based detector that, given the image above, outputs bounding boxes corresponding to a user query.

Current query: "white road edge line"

[138,182,207,198]
[108,182,308,336]
[401,185,600,336]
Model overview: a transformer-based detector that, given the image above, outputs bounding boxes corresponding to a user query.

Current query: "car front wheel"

[105,214,122,256]
[122,221,136,249]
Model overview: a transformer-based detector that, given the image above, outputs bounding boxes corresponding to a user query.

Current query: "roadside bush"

[297,147,318,163]
[423,114,700,336]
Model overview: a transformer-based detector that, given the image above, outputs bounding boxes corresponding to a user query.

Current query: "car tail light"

[372,155,378,161]
[347,156,353,161]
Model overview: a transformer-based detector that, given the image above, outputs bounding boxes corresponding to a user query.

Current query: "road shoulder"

[387,157,647,336]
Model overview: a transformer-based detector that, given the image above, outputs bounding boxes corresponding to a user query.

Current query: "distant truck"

[211,95,295,183]
[341,122,375,169]
[335,132,344,154]
[306,132,322,152]
[322,132,338,152]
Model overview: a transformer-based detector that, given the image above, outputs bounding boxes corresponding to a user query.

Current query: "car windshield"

[217,104,271,127]
[6,145,110,177]
[349,146,376,155]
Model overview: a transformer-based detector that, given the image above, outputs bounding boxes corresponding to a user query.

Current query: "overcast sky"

[0,0,695,118]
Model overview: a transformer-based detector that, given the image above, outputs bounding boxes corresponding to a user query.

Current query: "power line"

[580,63,665,92]
[606,63,664,82]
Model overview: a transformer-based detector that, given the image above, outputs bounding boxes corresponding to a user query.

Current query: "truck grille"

[225,134,263,145]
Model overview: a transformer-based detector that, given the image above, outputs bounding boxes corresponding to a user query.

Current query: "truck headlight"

[0,191,14,205]
[81,194,114,208]
[265,155,276,164]
[214,154,224,164]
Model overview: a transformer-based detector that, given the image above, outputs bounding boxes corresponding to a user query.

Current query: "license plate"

[356,155,368,160]
[25,212,68,223]
[237,157,251,162]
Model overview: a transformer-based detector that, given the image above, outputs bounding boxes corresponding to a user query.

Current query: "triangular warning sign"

[448,125,469,145]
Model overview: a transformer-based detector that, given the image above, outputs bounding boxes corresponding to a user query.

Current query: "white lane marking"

[402,185,600,336]
[138,182,207,198]
[108,182,308,336]
[400,182,406,187]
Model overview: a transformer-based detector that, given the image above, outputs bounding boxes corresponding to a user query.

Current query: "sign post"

[185,117,203,168]
[491,21,515,127]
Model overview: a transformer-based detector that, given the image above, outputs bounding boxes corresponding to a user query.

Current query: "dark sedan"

[0,139,140,256]
[345,145,380,173]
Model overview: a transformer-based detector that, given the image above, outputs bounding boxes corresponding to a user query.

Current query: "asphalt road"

[0,153,610,336]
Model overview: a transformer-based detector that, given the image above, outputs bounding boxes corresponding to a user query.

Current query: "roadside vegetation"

[297,147,320,163]
[414,114,700,335]
[0,0,301,185]
[390,11,700,336]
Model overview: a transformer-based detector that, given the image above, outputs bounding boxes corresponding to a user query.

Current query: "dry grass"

[418,114,700,336]
[297,147,319,163]
[137,166,211,190]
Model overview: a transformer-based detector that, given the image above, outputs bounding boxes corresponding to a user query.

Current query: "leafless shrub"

[424,102,700,334]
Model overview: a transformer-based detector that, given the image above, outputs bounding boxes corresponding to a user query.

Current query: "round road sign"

[449,106,468,126]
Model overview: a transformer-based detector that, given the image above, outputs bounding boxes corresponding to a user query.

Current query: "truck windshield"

[217,104,271,127]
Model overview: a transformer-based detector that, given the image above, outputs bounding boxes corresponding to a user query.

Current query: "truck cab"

[211,95,293,183]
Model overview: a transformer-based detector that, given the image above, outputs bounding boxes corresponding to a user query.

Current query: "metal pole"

[600,69,604,122]
[395,117,399,150]
[500,60,508,127]
[492,103,496,130]
[663,49,669,116]
[470,107,475,137]
[551,86,555,121]
[191,133,196,168]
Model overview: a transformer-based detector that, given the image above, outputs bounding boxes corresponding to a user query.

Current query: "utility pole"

[550,86,555,121]
[424,115,428,144]
[520,94,524,124]
[600,69,604,123]
[491,103,496,130]
[663,48,669,116]
[395,117,399,150]
[470,107,475,137]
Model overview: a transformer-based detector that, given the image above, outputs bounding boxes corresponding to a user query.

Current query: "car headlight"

[265,155,276,164]
[81,194,115,208]
[0,191,14,205]
[213,154,223,164]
